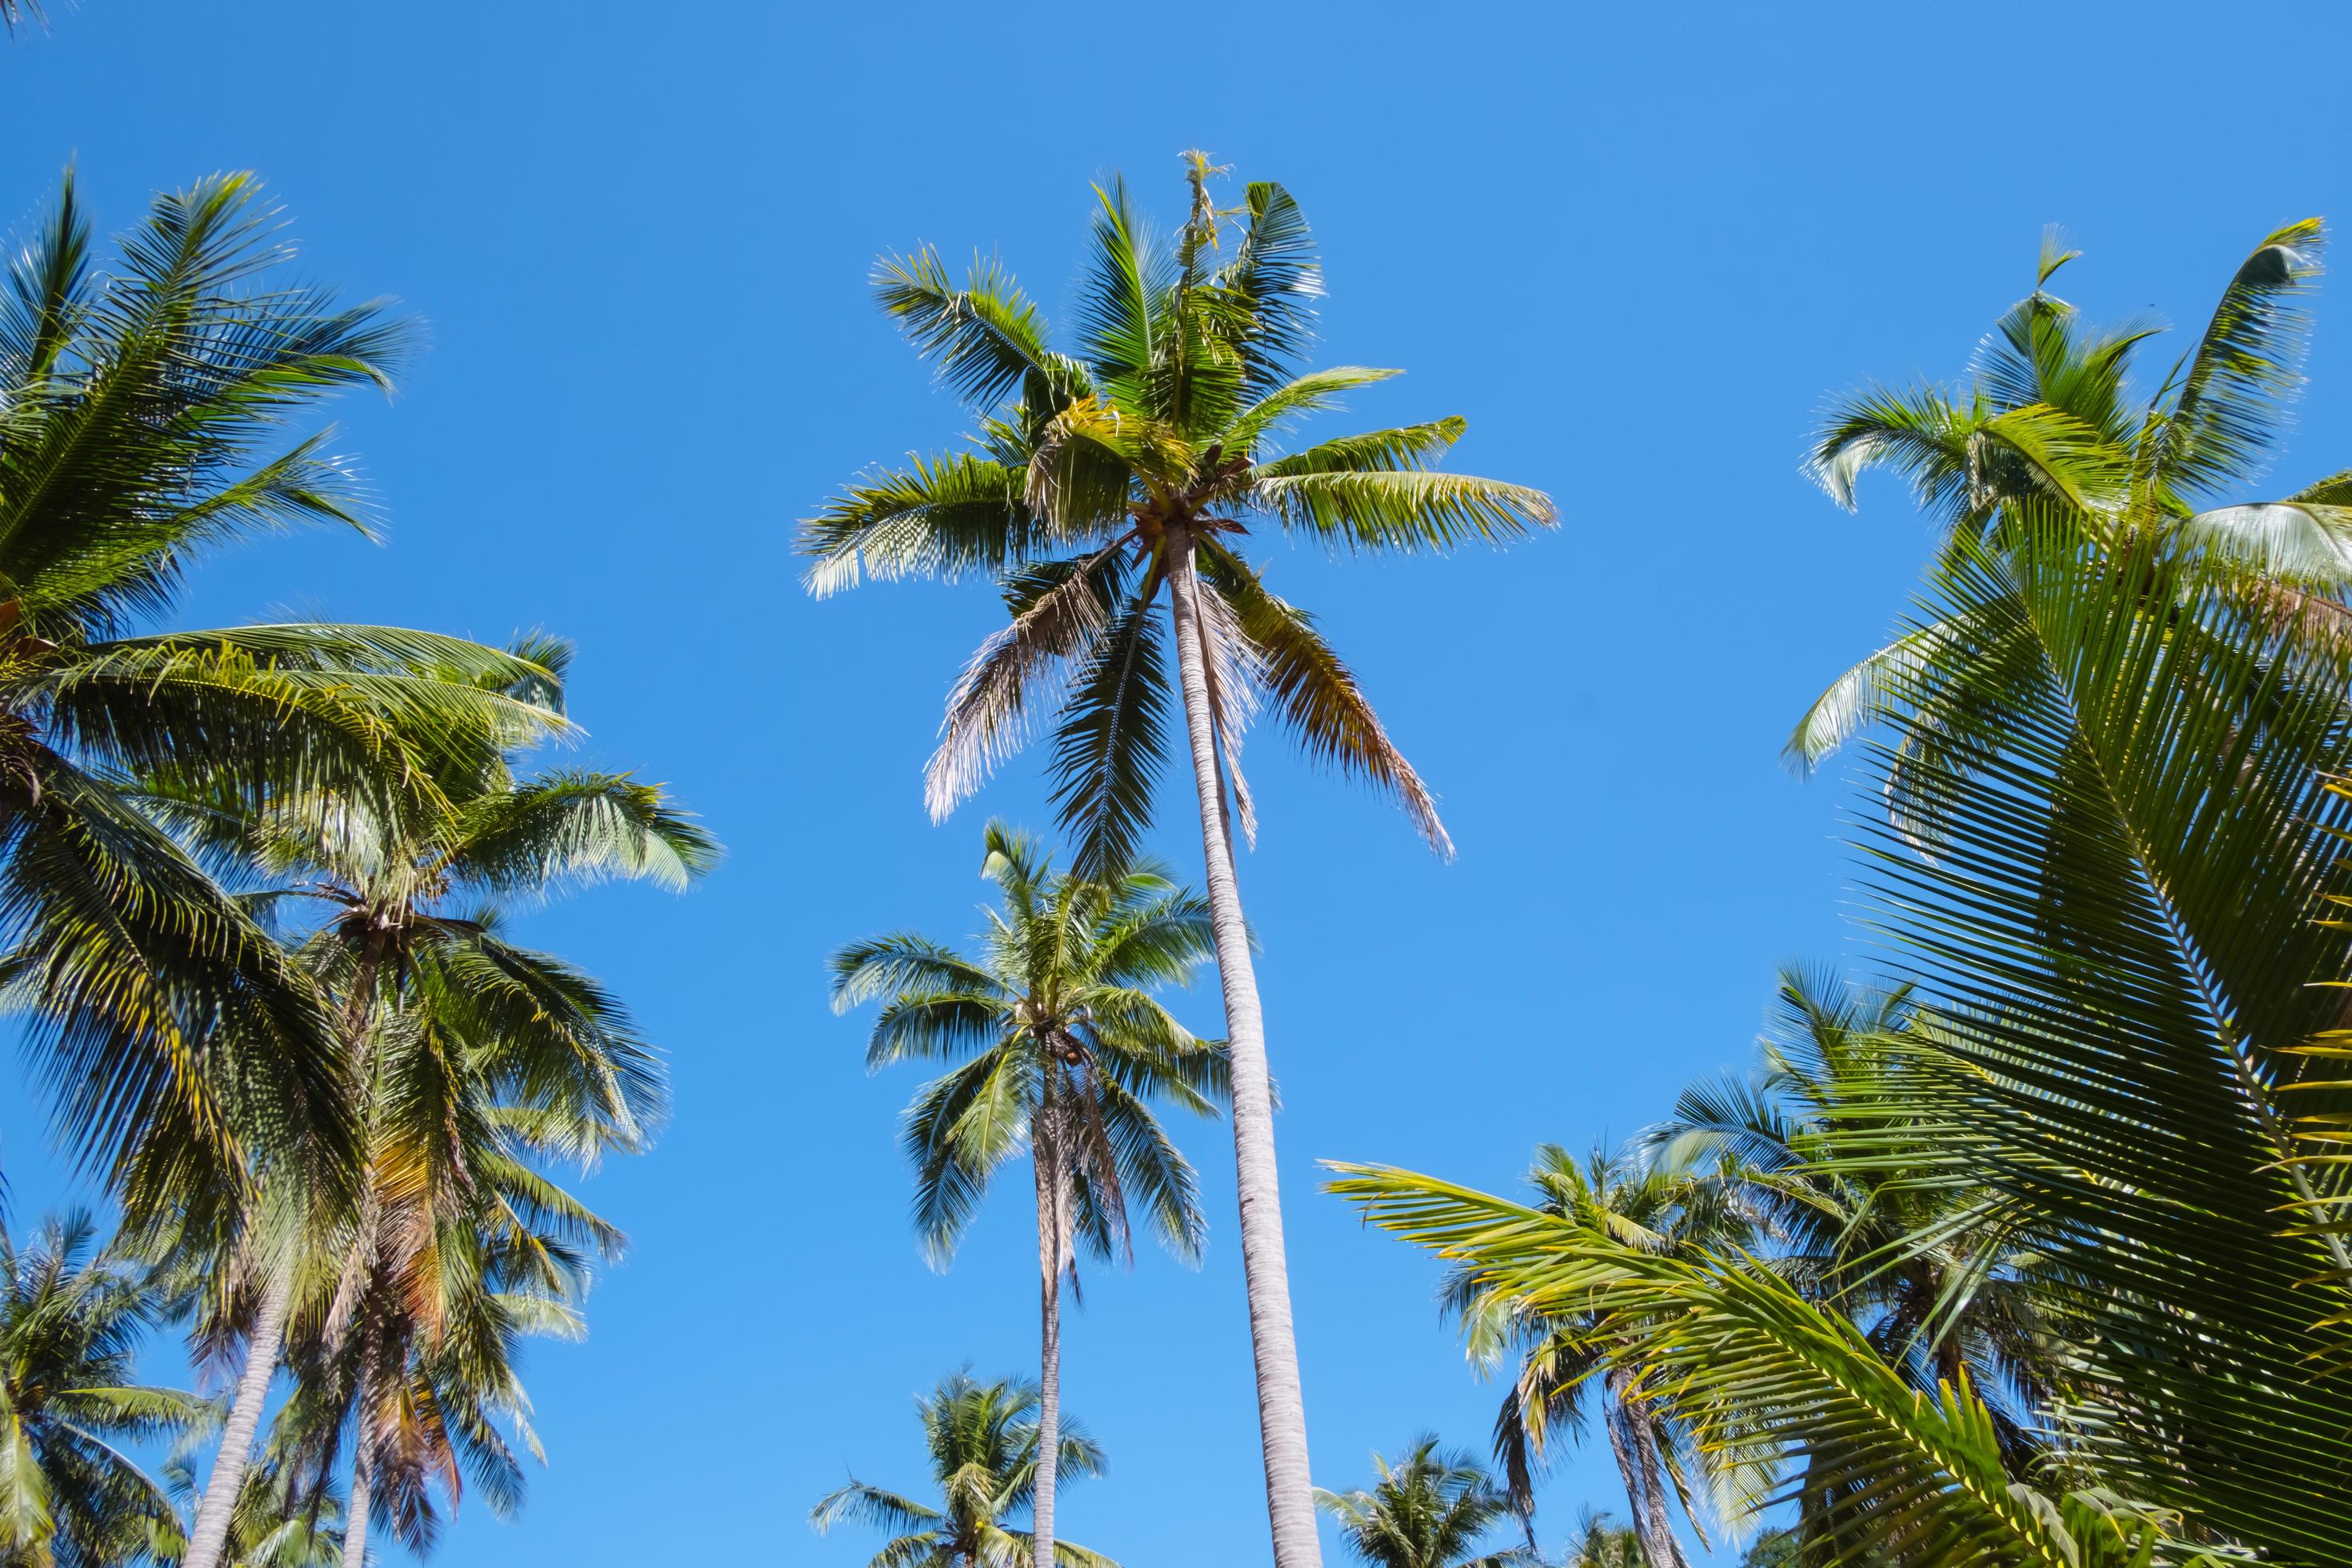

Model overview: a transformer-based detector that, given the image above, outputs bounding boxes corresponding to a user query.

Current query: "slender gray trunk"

[1163,530,1323,1568]
[184,1265,296,1568]
[1031,1115,1061,1568]
[1628,1394,1690,1568]
[1604,1371,1686,1568]
[340,1403,375,1568]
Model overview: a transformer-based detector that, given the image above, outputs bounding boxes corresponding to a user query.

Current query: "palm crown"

[802,155,1554,875]
[1790,219,2348,773]
[810,1373,1113,1568]
[830,822,1224,1268]
[1313,1437,1530,1568]
[153,711,716,1560]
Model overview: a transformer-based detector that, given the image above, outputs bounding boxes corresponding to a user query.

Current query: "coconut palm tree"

[162,1446,345,1568]
[0,1210,196,1568]
[1441,1148,1744,1568]
[1561,1512,1646,1568]
[0,169,570,1226]
[1787,221,2352,792]
[803,156,1554,1568]
[1335,230,2352,1558]
[830,823,1222,1568]
[810,1373,1112,1568]
[1655,969,2060,1468]
[0,173,574,1561]
[1313,1437,1530,1568]
[146,729,714,1568]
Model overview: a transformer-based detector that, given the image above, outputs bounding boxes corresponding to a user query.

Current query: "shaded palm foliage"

[1334,223,2352,1566]
[810,1373,1112,1568]
[1442,1150,1744,1568]
[831,823,1221,1568]
[806,152,1554,1568]
[1560,1512,1646,1568]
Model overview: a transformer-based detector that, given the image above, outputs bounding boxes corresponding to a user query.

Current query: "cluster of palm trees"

[10,137,2346,1568]
[0,173,714,1568]
[809,155,1554,1568]
[1338,222,2352,1565]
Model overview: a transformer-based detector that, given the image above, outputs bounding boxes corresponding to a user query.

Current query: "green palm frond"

[2149,220,2325,499]
[1328,1166,2190,1568]
[1199,542,1448,854]
[445,770,718,895]
[802,453,1038,598]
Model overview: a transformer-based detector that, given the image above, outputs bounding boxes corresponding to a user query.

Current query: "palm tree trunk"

[1628,1394,1691,1568]
[340,1333,383,1568]
[341,1410,375,1568]
[184,1265,296,1568]
[1163,528,1322,1568]
[1031,1116,1061,1568]
[1602,1371,1688,1568]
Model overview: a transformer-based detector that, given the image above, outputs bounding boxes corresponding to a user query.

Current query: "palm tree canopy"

[0,171,582,1221]
[1313,1437,1530,1568]
[146,720,717,1554]
[830,822,1225,1272]
[802,157,1556,877]
[1336,222,2352,1568]
[810,1373,1114,1568]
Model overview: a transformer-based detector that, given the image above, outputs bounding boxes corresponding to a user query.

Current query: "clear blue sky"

[5,2,2350,1564]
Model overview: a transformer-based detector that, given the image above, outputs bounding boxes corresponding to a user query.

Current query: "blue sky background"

[4,2,2350,1564]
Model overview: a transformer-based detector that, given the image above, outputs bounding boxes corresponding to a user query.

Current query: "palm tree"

[1657,969,2059,1468]
[149,730,715,1568]
[0,1210,196,1568]
[1336,227,2352,1566]
[1560,1512,1645,1568]
[162,1447,346,1568]
[0,170,570,1218]
[802,155,1554,1568]
[810,1373,1112,1568]
[1313,1437,1530,1568]
[1442,1149,1741,1568]
[0,170,575,1568]
[1788,221,2350,791]
[830,823,1222,1568]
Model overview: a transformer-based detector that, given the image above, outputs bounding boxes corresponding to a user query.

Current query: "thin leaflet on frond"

[926,557,1128,823]
[1198,542,1450,857]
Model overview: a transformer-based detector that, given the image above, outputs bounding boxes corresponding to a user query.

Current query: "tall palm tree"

[0,171,574,1561]
[1313,1437,1530,1568]
[0,1210,196,1568]
[162,1446,346,1568]
[810,1372,1113,1568]
[803,156,1554,1568]
[830,823,1222,1568]
[149,730,714,1568]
